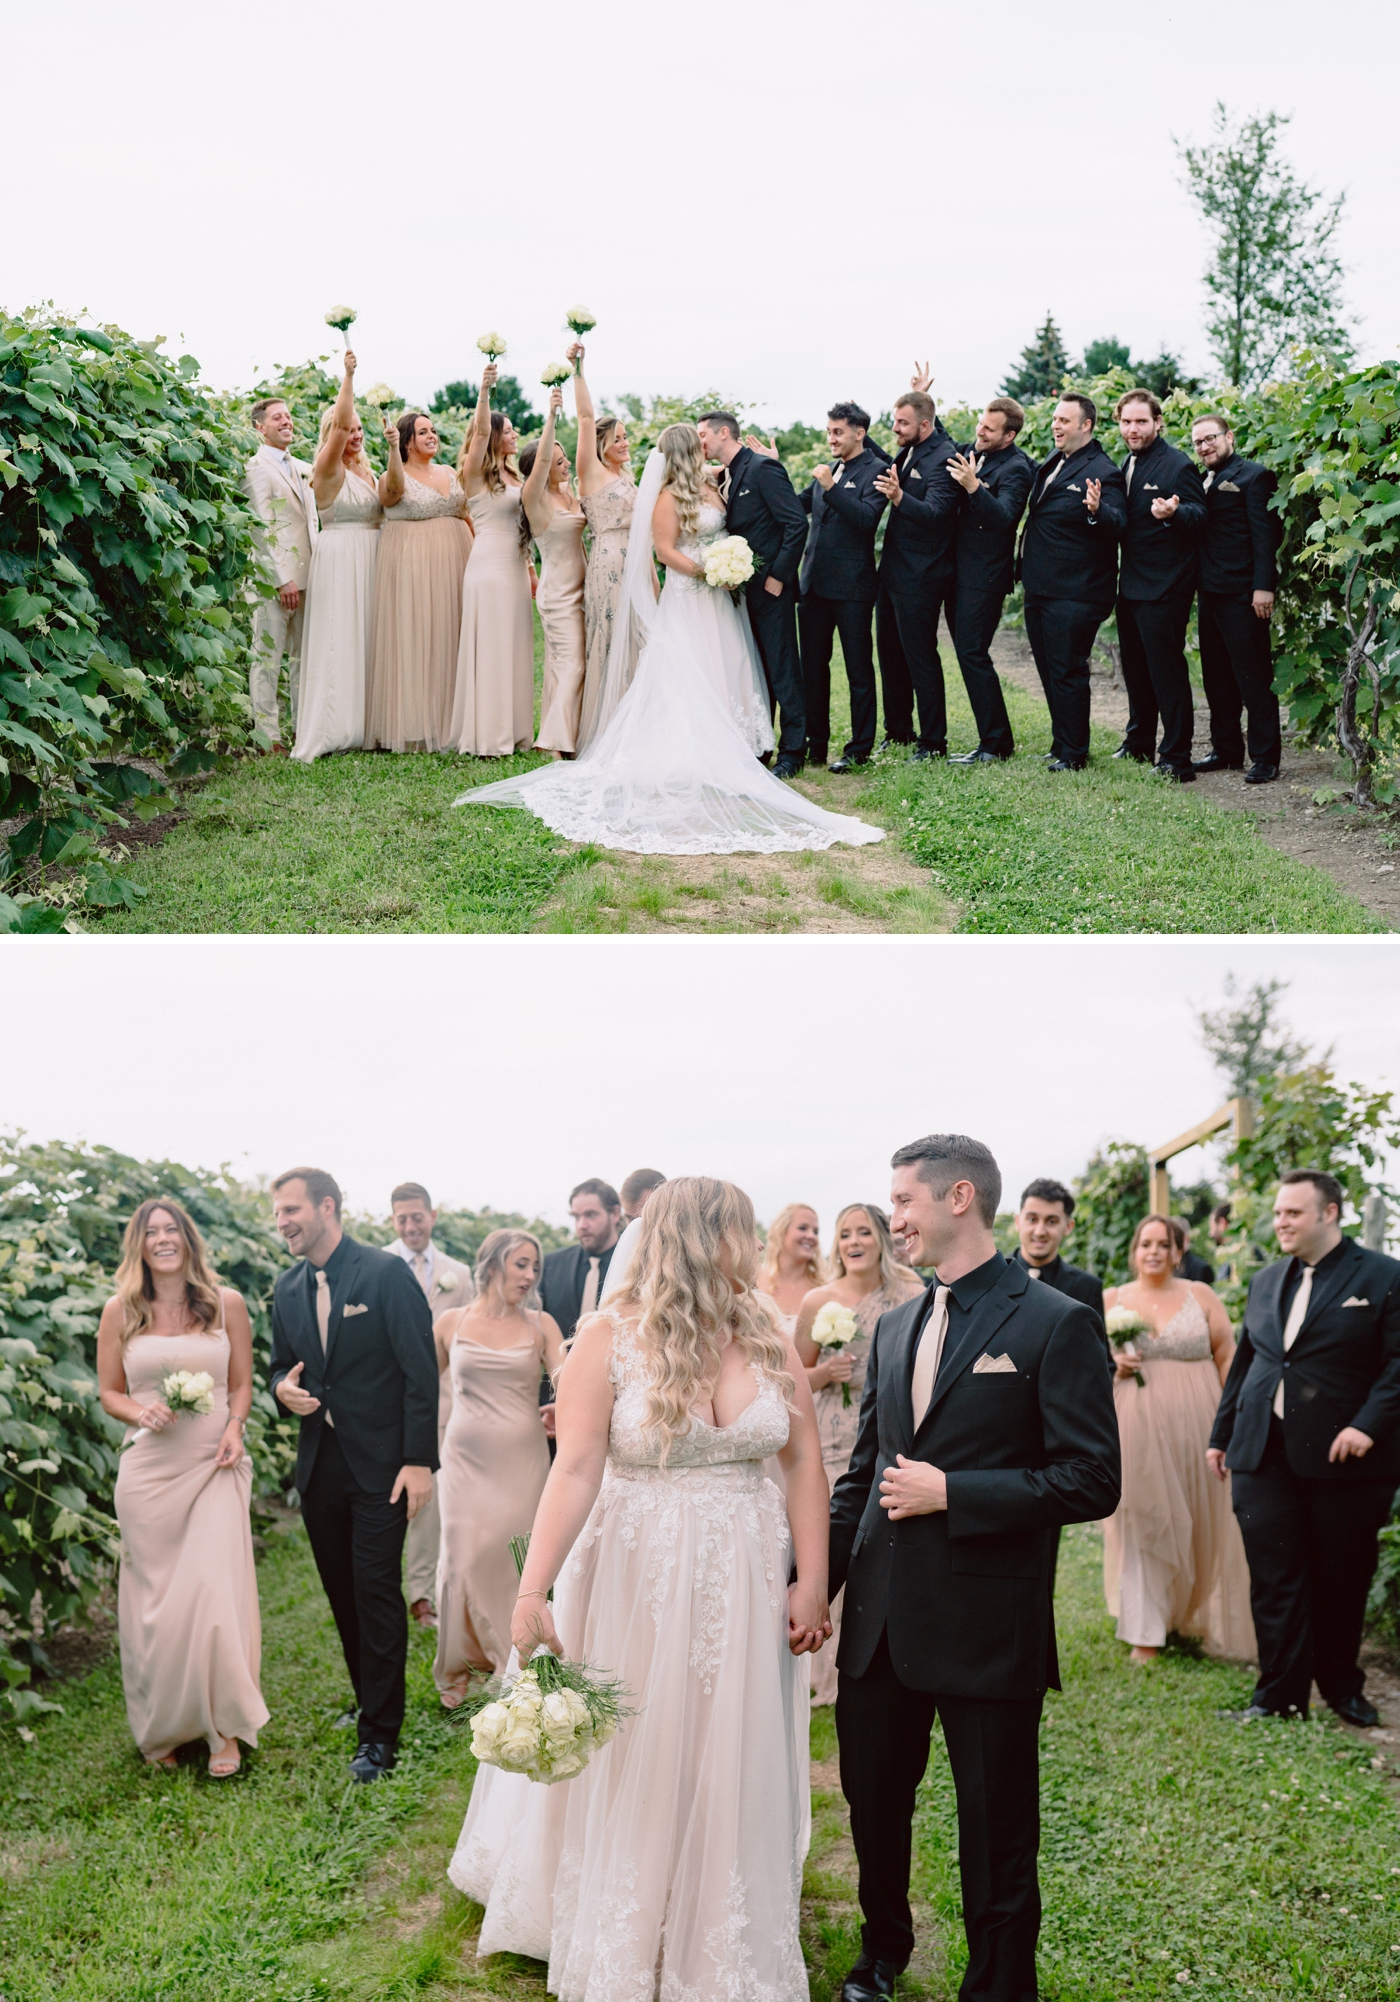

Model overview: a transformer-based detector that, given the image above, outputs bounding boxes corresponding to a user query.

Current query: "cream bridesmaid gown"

[450,484,536,756]
[293,468,381,761]
[533,504,587,753]
[113,1307,268,1760]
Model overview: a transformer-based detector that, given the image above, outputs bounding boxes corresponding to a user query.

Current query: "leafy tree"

[1197,974,1311,1103]
[1000,313,1071,401]
[1131,349,1203,400]
[431,373,540,435]
[1082,336,1132,376]
[1178,104,1351,389]
[1070,1141,1152,1287]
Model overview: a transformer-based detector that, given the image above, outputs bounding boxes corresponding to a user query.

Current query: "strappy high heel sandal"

[208,1738,241,1779]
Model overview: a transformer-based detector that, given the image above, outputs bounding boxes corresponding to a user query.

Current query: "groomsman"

[698,412,809,777]
[873,381,961,760]
[1011,1178,1105,1327]
[797,402,890,770]
[269,1168,438,1782]
[1208,1170,1400,1726]
[945,399,1036,763]
[1172,1217,1216,1286]
[620,1167,666,1221]
[1018,393,1127,771]
[1113,391,1207,782]
[830,1135,1119,2002]
[538,1178,624,1345]
[387,1182,477,1629]
[244,397,319,751]
[1191,412,1284,784]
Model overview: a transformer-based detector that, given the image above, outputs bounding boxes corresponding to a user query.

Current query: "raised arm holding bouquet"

[521,383,587,756]
[295,349,384,761]
[450,359,535,757]
[569,342,639,747]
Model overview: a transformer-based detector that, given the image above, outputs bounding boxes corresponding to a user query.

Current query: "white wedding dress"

[449,1310,811,2001]
[455,458,882,855]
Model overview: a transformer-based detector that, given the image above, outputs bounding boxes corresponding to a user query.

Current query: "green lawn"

[4,1525,1398,2000]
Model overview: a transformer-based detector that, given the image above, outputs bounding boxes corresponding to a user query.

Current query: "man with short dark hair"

[1113,390,1207,783]
[697,412,809,777]
[1208,1169,1400,1726]
[538,1178,625,1345]
[620,1168,666,1221]
[1018,393,1127,771]
[245,398,319,751]
[1012,1178,1105,1326]
[1171,1215,1216,1286]
[797,400,891,770]
[1191,412,1285,785]
[945,399,1035,762]
[830,1133,1119,2002]
[872,369,962,762]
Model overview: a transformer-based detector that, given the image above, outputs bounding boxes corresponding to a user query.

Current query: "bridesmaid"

[432,1229,565,1701]
[755,1201,826,1335]
[294,351,381,761]
[98,1198,268,1775]
[521,384,586,757]
[450,364,535,757]
[367,409,473,752]
[794,1204,924,1704]
[570,344,638,749]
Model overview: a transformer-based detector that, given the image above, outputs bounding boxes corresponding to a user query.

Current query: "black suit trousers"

[1022,595,1106,765]
[1198,591,1281,766]
[952,583,1015,757]
[837,1630,1042,2001]
[1231,1418,1396,1715]
[746,583,806,757]
[876,582,954,751]
[1116,593,1196,770]
[798,593,877,759]
[299,1426,410,1744]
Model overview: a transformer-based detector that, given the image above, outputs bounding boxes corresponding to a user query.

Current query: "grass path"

[4,1526,1399,1999]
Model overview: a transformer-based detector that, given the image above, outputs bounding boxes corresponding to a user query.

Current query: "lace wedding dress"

[456,456,883,854]
[449,1310,811,2000]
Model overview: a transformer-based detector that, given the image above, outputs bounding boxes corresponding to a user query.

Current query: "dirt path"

[993,629,1400,930]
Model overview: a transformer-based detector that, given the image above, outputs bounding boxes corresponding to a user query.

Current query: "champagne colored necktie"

[580,1255,602,1318]
[315,1269,331,1352]
[1273,1264,1314,1419]
[911,1285,951,1432]
[413,1251,430,1298]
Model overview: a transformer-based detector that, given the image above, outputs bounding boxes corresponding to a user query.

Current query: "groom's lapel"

[888,1287,933,1455]
[325,1239,365,1362]
[917,1267,1022,1437]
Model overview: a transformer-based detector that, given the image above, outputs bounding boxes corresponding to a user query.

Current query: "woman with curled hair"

[450,363,535,757]
[757,1200,827,1334]
[294,349,382,761]
[795,1203,925,1703]
[97,1198,268,1775]
[367,406,473,752]
[450,1177,828,1996]
[569,342,637,749]
[432,1229,565,1699]
[520,384,587,757]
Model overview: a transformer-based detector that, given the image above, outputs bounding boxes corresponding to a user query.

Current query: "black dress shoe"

[1152,763,1196,783]
[1192,752,1245,774]
[949,748,1010,765]
[1244,761,1280,784]
[910,747,944,763]
[841,1957,903,2000]
[1046,757,1087,773]
[877,737,912,755]
[807,748,828,769]
[1330,1693,1381,1728]
[772,755,803,780]
[1112,744,1152,762]
[829,754,870,773]
[1220,1703,1303,1723]
[350,1740,397,1782]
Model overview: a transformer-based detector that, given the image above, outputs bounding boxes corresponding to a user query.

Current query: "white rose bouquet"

[703,534,756,601]
[462,1645,627,1784]
[160,1369,216,1417]
[1104,1305,1149,1387]
[564,307,596,370]
[324,304,356,351]
[477,331,508,364]
[810,1301,861,1405]
[540,360,573,389]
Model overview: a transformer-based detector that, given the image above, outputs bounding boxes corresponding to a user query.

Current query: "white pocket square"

[342,1302,369,1317]
[972,1351,1018,1375]
[909,468,922,479]
[1342,1297,1370,1308]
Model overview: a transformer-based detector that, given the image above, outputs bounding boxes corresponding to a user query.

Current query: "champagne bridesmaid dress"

[433,1320,552,1697]
[533,505,587,753]
[113,1307,268,1761]
[450,486,536,756]
[366,472,473,752]
[293,468,381,761]
[576,474,637,749]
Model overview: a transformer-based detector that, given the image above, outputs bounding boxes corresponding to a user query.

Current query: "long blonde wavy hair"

[758,1202,827,1293]
[113,1197,223,1343]
[613,1176,793,1463]
[473,1228,542,1308]
[318,403,375,480]
[828,1202,922,1289]
[657,422,706,542]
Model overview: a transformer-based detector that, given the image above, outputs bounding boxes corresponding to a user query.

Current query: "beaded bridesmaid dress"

[293,468,381,761]
[451,485,536,756]
[576,474,636,749]
[366,472,473,752]
[533,505,587,754]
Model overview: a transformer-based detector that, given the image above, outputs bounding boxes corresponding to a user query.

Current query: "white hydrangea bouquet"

[463,1646,627,1784]
[810,1301,861,1405]
[1104,1305,1149,1387]
[477,331,507,364]
[160,1369,216,1416]
[703,534,756,601]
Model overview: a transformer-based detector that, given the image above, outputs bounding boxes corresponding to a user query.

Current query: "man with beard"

[1190,411,1284,784]
[796,400,891,771]
[872,379,961,761]
[945,399,1035,763]
[1113,390,1207,782]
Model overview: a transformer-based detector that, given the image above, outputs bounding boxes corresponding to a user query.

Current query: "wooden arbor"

[1148,1096,1255,1215]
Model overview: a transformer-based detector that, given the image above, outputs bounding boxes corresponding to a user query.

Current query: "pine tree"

[999,313,1071,400]
[1081,336,1132,376]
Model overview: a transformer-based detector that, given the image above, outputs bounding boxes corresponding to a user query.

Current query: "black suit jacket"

[723,446,808,597]
[829,1257,1121,1699]
[876,422,961,595]
[1011,1248,1105,1326]
[798,447,887,602]
[954,441,1035,596]
[539,1240,619,1345]
[1199,454,1281,599]
[269,1235,439,1495]
[1179,1250,1216,1286]
[1018,440,1127,607]
[1209,1239,1400,1480]
[1117,434,1206,600]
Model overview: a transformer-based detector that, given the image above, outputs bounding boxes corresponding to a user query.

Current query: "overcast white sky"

[10,0,1397,425]
[4,938,1395,1231]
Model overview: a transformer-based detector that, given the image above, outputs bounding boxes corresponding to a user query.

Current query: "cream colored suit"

[403,1246,477,1607]
[244,446,320,743]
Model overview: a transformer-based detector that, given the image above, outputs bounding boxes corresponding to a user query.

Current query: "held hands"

[137,1400,175,1433]
[947,451,981,495]
[1329,1426,1374,1463]
[879,1453,947,1519]
[275,1359,321,1416]
[874,465,903,507]
[1253,590,1275,622]
[277,582,300,611]
[1150,493,1179,520]
[511,1589,563,1659]
[214,1420,245,1469]
[390,1464,434,1520]
[787,1581,832,1655]
[1085,479,1102,516]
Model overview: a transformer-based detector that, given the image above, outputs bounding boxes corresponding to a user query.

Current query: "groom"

[829,1134,1120,2002]
[697,411,808,777]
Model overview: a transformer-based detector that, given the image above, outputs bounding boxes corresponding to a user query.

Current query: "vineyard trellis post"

[1148,1095,1256,1215]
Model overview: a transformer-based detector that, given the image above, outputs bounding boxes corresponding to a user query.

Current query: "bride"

[455,424,883,854]
[449,1176,830,2000]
